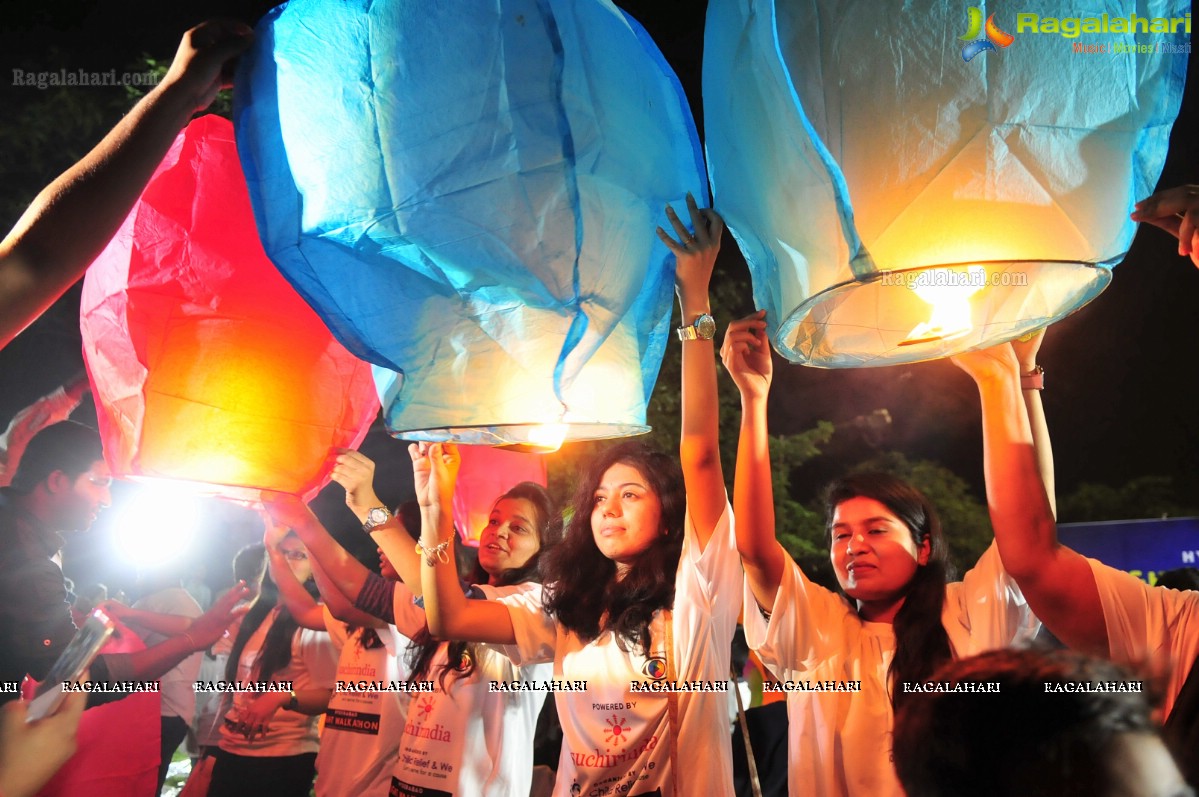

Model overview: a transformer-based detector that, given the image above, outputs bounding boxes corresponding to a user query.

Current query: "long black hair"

[406,481,556,690]
[823,472,955,711]
[542,442,686,656]
[225,554,320,685]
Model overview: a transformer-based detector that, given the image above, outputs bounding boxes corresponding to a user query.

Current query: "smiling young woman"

[416,197,743,797]
[722,317,1051,797]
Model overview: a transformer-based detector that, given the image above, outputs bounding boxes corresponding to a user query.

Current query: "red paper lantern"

[81,115,378,502]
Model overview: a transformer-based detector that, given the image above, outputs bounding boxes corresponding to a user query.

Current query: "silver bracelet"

[415,540,451,567]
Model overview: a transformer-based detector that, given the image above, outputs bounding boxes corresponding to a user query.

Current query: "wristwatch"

[677,313,716,341]
[1020,365,1045,391]
[285,690,299,711]
[362,506,392,533]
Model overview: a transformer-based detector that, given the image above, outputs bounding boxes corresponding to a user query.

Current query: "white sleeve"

[944,542,1040,652]
[1090,558,1199,716]
[741,555,854,680]
[321,604,349,652]
[297,628,340,689]
[674,500,742,678]
[391,581,429,639]
[496,585,557,666]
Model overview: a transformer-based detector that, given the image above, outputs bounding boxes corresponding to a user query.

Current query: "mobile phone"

[25,609,115,722]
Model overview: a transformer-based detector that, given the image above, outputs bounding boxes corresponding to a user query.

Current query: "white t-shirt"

[132,586,204,719]
[193,604,251,748]
[1089,557,1199,718]
[742,542,1039,797]
[220,606,339,757]
[315,604,412,797]
[501,503,741,797]
[390,582,551,797]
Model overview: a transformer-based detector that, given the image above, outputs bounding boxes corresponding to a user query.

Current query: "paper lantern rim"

[393,423,652,447]
[108,473,316,506]
[775,259,1113,369]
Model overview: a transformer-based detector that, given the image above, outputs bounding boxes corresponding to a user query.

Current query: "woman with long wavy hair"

[721,315,1047,797]
[418,197,742,797]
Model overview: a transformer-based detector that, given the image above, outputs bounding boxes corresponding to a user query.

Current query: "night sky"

[1,1,1196,590]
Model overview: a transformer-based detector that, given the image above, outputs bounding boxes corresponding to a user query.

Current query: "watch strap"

[1020,365,1045,391]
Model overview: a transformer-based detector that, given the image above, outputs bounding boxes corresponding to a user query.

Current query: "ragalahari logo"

[960,7,1015,61]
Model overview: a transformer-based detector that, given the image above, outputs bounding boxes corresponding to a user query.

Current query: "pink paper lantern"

[451,445,548,545]
[81,115,378,502]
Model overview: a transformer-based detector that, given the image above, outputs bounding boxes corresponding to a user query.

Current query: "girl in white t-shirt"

[417,198,742,797]
[721,322,1046,797]
[208,533,339,797]
[269,472,559,797]
[261,508,416,797]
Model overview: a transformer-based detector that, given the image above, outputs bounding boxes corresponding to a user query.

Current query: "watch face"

[696,314,717,340]
[367,507,389,526]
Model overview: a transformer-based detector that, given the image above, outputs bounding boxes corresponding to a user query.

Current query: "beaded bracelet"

[416,540,451,567]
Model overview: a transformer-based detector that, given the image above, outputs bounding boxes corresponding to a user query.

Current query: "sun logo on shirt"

[418,696,435,718]
[603,714,629,747]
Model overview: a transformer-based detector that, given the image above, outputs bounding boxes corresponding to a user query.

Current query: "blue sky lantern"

[234,0,704,448]
[704,0,1189,367]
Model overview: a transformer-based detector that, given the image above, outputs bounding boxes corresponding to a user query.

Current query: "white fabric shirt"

[1089,557,1199,718]
[315,604,412,797]
[743,542,1039,797]
[501,502,741,797]
[132,586,204,719]
[192,603,251,748]
[220,606,339,757]
[390,581,551,797]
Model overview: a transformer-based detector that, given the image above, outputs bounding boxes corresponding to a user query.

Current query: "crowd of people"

[0,17,1195,797]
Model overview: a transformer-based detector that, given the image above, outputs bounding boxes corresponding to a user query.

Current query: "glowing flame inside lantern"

[498,423,569,454]
[899,266,987,346]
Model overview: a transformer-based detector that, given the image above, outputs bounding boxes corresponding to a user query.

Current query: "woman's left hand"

[1010,328,1046,374]
[235,692,288,742]
[950,341,1021,385]
[656,192,723,304]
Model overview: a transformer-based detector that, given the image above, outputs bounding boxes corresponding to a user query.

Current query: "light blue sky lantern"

[704,0,1189,367]
[235,0,705,448]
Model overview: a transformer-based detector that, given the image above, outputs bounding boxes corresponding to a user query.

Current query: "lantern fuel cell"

[703,0,1188,367]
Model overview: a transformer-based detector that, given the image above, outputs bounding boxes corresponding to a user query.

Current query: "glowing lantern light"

[81,116,379,502]
[450,445,549,545]
[235,0,706,445]
[704,0,1188,367]
[899,266,987,347]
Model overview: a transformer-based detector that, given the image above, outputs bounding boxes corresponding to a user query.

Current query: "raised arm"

[0,20,252,349]
[953,343,1107,655]
[306,556,387,630]
[264,496,376,620]
[721,310,787,610]
[330,449,423,592]
[656,195,726,546]
[417,443,516,645]
[262,519,326,631]
[1011,330,1055,518]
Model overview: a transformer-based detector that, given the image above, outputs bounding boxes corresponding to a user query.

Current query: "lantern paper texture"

[81,116,379,502]
[235,0,707,445]
[704,0,1188,367]
[451,445,548,545]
